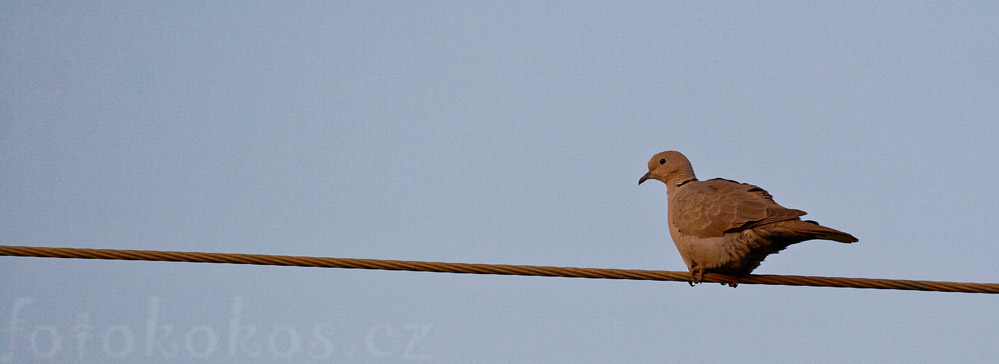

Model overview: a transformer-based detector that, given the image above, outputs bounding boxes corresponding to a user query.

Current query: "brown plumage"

[639,151,857,287]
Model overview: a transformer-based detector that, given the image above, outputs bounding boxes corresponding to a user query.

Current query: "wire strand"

[1,245,996,294]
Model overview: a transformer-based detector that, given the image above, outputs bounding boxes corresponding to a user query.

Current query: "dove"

[639,151,857,287]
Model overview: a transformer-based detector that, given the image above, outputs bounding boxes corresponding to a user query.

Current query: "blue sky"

[2,1,997,363]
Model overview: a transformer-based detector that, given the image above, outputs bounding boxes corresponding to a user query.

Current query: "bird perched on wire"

[639,151,857,287]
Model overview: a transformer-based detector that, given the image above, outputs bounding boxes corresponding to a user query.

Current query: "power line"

[1,245,996,294]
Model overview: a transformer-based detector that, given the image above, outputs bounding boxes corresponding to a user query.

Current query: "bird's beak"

[638,171,652,185]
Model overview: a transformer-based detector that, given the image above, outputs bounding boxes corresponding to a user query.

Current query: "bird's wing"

[669,178,806,237]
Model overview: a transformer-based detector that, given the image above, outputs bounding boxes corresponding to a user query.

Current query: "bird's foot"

[688,267,705,287]
[715,275,740,287]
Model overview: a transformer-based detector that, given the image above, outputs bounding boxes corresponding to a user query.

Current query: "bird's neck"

[674,177,697,188]
[665,172,697,194]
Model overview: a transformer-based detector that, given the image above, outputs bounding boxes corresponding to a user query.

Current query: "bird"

[638,151,857,287]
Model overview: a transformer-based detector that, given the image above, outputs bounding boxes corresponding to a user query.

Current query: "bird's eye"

[659,158,666,165]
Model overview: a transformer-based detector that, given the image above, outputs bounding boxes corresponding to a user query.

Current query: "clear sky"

[2,1,997,363]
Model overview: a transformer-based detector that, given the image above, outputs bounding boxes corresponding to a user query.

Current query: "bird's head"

[639,150,696,186]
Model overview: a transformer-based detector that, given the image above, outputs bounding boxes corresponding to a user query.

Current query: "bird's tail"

[770,219,858,243]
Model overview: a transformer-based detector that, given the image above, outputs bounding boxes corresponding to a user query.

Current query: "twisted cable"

[1,245,996,294]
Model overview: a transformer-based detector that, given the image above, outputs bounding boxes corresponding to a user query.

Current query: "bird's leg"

[688,265,705,286]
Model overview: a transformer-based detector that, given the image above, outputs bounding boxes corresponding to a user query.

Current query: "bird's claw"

[688,267,705,287]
